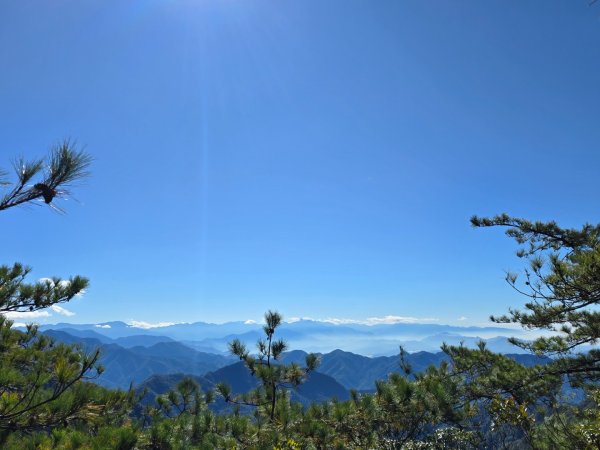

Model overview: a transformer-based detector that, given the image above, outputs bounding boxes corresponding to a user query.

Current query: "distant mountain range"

[31,318,527,356]
[43,329,234,390]
[43,328,548,398]
[25,318,541,405]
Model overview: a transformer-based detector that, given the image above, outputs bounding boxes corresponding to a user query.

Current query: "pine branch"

[0,140,91,212]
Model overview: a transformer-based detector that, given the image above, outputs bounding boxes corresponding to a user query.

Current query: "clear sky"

[1,1,600,327]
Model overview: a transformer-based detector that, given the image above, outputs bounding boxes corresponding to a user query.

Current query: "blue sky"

[1,1,600,327]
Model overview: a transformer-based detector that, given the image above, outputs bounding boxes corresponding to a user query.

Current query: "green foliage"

[442,342,561,407]
[4,423,139,450]
[136,377,251,449]
[0,316,98,436]
[472,214,600,387]
[0,263,89,315]
[0,144,137,448]
[139,367,476,449]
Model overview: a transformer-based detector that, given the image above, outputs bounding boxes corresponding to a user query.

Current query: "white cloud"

[320,315,438,326]
[244,319,258,324]
[128,320,175,329]
[95,324,111,329]
[366,315,438,325]
[284,315,438,326]
[51,305,75,317]
[3,310,51,320]
[457,316,468,321]
[11,322,27,328]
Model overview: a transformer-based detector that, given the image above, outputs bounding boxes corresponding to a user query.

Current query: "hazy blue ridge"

[43,329,550,397]
[43,330,234,389]
[34,319,526,356]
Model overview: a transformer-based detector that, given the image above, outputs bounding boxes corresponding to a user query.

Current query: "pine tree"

[0,142,135,445]
[0,140,91,319]
[217,310,319,422]
[471,214,600,385]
